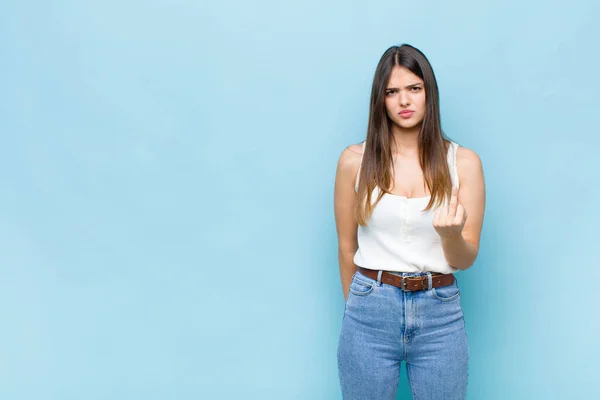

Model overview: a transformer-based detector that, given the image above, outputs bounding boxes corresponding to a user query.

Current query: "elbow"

[338,241,358,257]
[456,251,479,271]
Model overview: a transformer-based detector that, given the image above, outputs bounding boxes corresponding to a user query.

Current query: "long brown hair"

[356,44,454,226]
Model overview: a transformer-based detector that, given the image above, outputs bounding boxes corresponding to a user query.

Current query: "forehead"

[387,66,423,86]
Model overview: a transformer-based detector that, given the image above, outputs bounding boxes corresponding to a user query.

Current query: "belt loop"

[426,272,433,290]
[376,270,383,286]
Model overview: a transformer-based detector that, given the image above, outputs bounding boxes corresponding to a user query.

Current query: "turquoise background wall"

[1,0,599,398]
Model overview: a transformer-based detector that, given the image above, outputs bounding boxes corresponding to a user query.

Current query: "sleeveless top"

[353,140,460,274]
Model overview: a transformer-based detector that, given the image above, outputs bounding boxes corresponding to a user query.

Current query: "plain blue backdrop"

[1,0,599,399]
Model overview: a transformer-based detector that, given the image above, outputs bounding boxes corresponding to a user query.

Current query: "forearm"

[440,234,478,270]
[338,248,358,301]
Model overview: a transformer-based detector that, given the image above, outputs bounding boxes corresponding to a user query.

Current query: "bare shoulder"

[337,142,364,176]
[456,145,483,180]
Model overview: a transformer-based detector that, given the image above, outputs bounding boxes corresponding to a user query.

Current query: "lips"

[399,110,414,118]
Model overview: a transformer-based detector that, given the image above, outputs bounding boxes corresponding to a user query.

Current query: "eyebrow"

[386,83,423,90]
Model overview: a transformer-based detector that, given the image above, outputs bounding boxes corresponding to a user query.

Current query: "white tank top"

[353,140,460,274]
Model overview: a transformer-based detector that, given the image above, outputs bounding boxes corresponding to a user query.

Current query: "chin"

[396,120,423,129]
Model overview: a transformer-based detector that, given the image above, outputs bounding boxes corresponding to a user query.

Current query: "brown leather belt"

[358,267,454,292]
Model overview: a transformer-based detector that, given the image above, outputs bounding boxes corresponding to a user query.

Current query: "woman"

[334,44,485,399]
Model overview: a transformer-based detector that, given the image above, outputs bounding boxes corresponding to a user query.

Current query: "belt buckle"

[401,277,409,291]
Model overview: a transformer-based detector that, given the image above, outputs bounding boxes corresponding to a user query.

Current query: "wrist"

[440,232,463,244]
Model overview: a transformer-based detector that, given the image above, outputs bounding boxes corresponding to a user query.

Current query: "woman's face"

[384,66,426,131]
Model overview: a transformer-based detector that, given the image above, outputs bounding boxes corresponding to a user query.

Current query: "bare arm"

[333,145,362,301]
[435,147,486,270]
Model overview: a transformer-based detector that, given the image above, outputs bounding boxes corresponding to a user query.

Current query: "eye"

[411,86,422,92]
[385,90,396,96]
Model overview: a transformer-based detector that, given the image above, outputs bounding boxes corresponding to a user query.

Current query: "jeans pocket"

[431,281,460,302]
[348,273,375,296]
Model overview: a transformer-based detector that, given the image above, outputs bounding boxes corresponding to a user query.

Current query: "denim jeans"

[337,269,469,399]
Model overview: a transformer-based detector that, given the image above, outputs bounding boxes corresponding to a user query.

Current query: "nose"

[399,90,410,106]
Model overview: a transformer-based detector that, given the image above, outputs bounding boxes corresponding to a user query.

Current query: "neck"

[391,124,421,155]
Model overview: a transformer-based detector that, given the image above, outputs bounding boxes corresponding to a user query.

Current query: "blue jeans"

[337,269,469,399]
